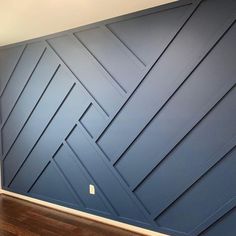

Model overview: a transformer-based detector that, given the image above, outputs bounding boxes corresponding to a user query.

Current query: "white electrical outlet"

[89,184,95,195]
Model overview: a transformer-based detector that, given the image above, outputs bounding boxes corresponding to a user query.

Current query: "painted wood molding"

[0,189,168,236]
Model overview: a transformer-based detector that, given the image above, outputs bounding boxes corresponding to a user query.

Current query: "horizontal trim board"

[0,189,167,236]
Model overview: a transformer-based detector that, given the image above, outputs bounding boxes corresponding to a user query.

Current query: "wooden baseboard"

[0,189,167,236]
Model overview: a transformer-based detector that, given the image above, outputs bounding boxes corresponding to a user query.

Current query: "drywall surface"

[0,0,176,46]
[0,0,236,235]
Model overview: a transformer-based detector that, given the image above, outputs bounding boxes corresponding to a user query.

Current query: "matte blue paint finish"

[1,43,46,124]
[2,48,59,156]
[0,45,25,95]
[200,208,236,236]
[53,144,110,215]
[79,104,108,139]
[97,0,236,163]
[30,161,79,206]
[0,0,236,235]
[67,125,148,223]
[156,148,236,233]
[116,22,236,189]
[135,86,236,215]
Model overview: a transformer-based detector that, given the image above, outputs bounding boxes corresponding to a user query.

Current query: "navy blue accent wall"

[0,0,236,235]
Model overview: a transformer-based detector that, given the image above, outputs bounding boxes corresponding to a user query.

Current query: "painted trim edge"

[0,189,168,236]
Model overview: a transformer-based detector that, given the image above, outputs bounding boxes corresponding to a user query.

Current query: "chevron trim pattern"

[0,0,236,235]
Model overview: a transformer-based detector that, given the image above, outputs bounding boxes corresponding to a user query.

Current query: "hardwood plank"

[0,195,140,236]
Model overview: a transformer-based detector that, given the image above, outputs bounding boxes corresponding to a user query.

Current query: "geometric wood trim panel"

[0,0,235,235]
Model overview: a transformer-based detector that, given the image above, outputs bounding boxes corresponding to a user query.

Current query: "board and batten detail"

[0,0,236,235]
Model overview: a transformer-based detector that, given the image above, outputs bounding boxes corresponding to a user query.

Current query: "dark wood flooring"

[0,194,141,236]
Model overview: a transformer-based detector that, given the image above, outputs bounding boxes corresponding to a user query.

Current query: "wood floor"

[0,194,141,236]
